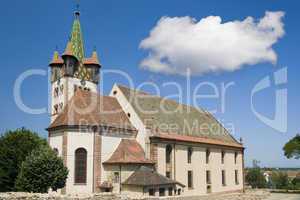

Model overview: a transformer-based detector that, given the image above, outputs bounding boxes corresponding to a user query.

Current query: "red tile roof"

[123,166,185,187]
[62,41,76,58]
[49,51,64,66]
[150,133,244,149]
[103,139,154,165]
[48,90,137,133]
[83,51,100,66]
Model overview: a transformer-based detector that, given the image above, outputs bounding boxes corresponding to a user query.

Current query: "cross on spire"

[74,0,80,18]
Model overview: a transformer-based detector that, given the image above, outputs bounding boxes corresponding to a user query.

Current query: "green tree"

[283,134,300,159]
[0,128,47,192]
[15,146,68,193]
[271,171,289,189]
[246,168,267,188]
[292,174,300,189]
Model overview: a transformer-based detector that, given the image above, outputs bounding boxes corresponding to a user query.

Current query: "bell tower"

[49,8,101,122]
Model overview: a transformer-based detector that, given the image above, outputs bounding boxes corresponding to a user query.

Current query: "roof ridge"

[117,84,205,113]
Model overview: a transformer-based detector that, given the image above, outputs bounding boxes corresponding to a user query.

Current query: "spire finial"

[74,0,80,18]
[93,45,97,52]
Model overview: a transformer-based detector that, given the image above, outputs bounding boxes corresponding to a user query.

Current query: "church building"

[47,9,245,198]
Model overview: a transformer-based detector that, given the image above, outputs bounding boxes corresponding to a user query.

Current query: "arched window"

[166,145,172,164]
[75,148,87,184]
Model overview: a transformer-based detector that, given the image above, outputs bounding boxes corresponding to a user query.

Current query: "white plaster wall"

[103,165,140,194]
[156,143,243,196]
[49,131,63,157]
[122,185,144,199]
[101,136,122,183]
[156,143,166,176]
[109,84,148,152]
[51,77,97,122]
[65,131,94,194]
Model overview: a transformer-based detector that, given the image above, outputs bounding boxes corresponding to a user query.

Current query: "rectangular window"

[221,151,225,164]
[168,187,173,196]
[206,149,210,164]
[114,172,119,183]
[222,170,226,186]
[149,188,155,196]
[187,147,193,163]
[235,170,239,185]
[188,170,193,189]
[207,185,212,193]
[235,152,238,164]
[166,171,171,178]
[206,170,211,184]
[159,188,165,196]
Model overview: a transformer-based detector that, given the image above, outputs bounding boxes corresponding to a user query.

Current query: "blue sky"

[0,0,299,167]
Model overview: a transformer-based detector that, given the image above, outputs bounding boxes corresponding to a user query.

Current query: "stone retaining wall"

[0,190,269,200]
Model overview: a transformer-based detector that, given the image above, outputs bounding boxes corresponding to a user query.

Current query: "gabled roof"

[103,139,154,165]
[48,90,137,133]
[123,166,185,187]
[116,84,241,146]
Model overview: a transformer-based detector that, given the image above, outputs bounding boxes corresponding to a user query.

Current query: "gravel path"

[265,193,300,200]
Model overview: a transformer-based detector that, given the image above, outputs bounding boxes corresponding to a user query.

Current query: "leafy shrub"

[0,128,47,191]
[246,168,267,188]
[15,146,68,193]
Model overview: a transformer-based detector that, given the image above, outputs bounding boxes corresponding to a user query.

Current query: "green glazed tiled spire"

[70,12,84,62]
[70,10,90,80]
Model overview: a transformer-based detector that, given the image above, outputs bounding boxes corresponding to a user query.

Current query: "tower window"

[75,148,87,184]
[59,103,63,111]
[127,113,131,118]
[54,87,59,97]
[60,84,64,94]
[53,104,58,114]
[113,90,117,95]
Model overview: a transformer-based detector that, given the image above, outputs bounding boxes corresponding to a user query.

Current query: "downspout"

[92,129,96,193]
[173,143,176,181]
[242,148,245,193]
[119,165,122,193]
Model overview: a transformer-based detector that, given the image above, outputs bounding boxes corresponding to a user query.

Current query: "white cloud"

[139,11,285,76]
